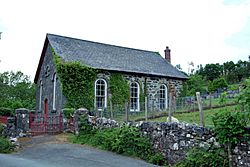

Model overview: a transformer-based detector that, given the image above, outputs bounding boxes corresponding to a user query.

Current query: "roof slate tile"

[47,34,187,79]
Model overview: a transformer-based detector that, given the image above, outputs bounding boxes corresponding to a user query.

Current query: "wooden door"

[44,98,48,116]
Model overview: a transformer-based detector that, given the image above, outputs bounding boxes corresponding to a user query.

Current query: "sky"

[0,0,250,81]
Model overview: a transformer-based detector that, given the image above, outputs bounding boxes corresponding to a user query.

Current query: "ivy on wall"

[109,73,130,106]
[53,50,98,110]
[140,78,147,104]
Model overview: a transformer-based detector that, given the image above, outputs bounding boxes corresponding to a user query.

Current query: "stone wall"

[35,44,65,114]
[86,116,250,166]
[139,122,250,166]
[124,74,183,111]
[139,122,216,165]
[96,72,184,111]
[232,127,250,167]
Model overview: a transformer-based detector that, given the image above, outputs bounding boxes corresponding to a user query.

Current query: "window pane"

[95,79,106,109]
[130,82,139,111]
[159,85,166,110]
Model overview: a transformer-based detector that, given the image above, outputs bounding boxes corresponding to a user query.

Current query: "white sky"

[0,0,250,80]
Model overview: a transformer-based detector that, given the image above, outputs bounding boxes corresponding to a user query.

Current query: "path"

[0,134,158,167]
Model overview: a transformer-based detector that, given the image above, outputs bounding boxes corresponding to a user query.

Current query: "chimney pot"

[164,46,171,63]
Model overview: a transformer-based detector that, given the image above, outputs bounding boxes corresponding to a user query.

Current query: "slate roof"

[35,33,187,83]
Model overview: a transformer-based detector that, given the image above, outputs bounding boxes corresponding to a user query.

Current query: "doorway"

[44,98,48,116]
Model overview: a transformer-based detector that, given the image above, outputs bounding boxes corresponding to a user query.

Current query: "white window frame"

[52,73,57,111]
[159,84,168,110]
[39,80,43,111]
[130,82,140,112]
[95,79,107,110]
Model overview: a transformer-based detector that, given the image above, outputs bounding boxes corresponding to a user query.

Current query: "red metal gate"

[29,113,63,135]
[0,116,8,124]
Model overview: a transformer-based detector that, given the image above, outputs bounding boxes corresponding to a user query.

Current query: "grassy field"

[150,105,239,127]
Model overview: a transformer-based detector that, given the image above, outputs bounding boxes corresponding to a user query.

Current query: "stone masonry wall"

[139,122,215,165]
[124,75,183,111]
[36,44,65,114]
[7,108,249,166]
[97,72,184,111]
[139,122,250,166]
[88,117,250,166]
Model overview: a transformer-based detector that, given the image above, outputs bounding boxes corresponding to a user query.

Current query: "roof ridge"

[47,33,160,55]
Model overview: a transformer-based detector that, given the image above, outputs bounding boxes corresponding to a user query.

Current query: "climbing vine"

[53,49,98,109]
[109,73,129,106]
[139,81,146,108]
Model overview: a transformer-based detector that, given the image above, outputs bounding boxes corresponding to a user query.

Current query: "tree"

[195,64,205,77]
[175,64,182,70]
[213,111,247,167]
[212,77,228,91]
[0,71,35,110]
[223,61,236,83]
[181,74,206,96]
[235,60,250,82]
[203,63,222,81]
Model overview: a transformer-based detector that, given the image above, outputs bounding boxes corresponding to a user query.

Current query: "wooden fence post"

[196,92,205,127]
[125,102,129,123]
[145,97,148,121]
[209,92,212,109]
[110,99,113,119]
[168,93,172,123]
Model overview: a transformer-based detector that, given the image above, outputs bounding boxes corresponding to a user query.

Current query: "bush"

[75,118,165,165]
[148,152,165,166]
[239,77,250,113]
[0,107,14,116]
[175,147,228,167]
[213,111,247,147]
[0,124,4,135]
[62,108,75,119]
[0,136,13,153]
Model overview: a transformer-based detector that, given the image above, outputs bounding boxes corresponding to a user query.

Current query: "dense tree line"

[181,59,250,96]
[196,60,250,83]
[0,71,35,111]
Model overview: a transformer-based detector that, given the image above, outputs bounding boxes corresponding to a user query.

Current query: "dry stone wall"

[139,122,250,166]
[87,116,250,166]
[139,122,216,165]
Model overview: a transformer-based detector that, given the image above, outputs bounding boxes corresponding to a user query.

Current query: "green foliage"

[0,108,14,116]
[0,124,4,134]
[175,147,228,167]
[228,84,239,91]
[196,60,250,84]
[0,71,35,110]
[74,118,165,165]
[204,63,223,81]
[0,136,13,153]
[213,77,228,90]
[212,111,248,147]
[139,81,146,107]
[208,80,216,93]
[62,108,75,119]
[219,92,227,106]
[238,77,250,113]
[55,58,98,109]
[109,73,129,105]
[181,74,206,96]
[148,152,165,165]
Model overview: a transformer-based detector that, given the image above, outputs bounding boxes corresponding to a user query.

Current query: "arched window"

[95,79,107,110]
[130,82,140,111]
[39,80,43,111]
[159,85,168,110]
[52,73,57,111]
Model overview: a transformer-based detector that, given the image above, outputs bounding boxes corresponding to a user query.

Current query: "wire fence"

[90,91,239,123]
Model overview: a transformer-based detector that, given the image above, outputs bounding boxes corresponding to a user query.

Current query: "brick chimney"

[164,46,171,63]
